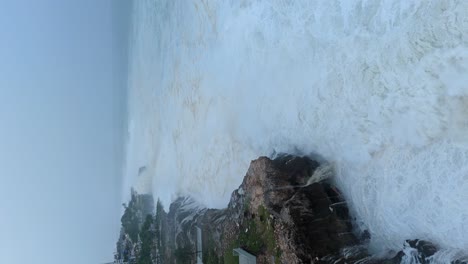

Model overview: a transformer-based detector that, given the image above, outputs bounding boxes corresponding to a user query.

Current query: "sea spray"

[125,0,468,259]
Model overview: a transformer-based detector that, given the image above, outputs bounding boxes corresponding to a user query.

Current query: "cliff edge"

[115,155,459,264]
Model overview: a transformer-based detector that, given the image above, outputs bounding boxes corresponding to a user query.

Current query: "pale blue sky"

[0,0,129,263]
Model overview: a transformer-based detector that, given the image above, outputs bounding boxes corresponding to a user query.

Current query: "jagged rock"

[277,183,356,262]
[152,156,367,263]
[115,189,155,262]
[387,240,438,264]
[116,155,466,264]
[220,156,362,263]
[407,239,438,261]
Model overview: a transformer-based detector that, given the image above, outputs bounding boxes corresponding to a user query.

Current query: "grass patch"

[239,219,263,254]
[204,235,221,264]
[258,205,277,253]
[223,240,239,264]
[223,205,281,263]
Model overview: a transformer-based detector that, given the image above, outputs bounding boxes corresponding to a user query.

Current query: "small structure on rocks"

[233,248,256,264]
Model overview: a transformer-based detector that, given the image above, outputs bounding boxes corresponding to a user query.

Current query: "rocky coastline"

[114,155,466,264]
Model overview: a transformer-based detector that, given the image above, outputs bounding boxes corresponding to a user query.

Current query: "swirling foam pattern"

[125,0,468,259]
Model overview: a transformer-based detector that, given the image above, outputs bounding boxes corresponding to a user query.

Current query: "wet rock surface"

[161,155,366,263]
[115,155,467,264]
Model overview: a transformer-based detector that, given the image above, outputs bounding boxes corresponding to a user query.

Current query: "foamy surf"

[124,0,468,260]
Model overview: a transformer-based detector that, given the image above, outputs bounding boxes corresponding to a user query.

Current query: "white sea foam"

[124,0,468,259]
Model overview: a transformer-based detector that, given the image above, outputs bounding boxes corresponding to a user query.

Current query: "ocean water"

[124,0,468,260]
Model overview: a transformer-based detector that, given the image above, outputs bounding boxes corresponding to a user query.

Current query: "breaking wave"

[124,0,468,260]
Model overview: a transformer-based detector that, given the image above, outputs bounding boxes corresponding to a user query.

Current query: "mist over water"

[125,0,468,259]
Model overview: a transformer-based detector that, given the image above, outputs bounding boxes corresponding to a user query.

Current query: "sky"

[0,0,129,263]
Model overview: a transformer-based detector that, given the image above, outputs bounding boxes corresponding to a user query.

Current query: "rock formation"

[115,155,468,264]
[157,155,367,263]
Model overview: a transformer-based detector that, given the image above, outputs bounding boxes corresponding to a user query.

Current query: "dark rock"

[406,239,438,257]
[393,239,438,264]
[360,230,371,242]
[223,156,363,263]
[278,183,356,260]
[117,155,468,264]
[272,154,320,186]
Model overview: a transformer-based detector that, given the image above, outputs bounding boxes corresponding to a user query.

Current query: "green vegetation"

[223,205,281,263]
[117,193,159,263]
[123,244,130,262]
[118,194,281,264]
[137,214,154,264]
[203,235,221,264]
[257,205,278,256]
[205,251,221,264]
[223,240,239,264]
[174,246,195,264]
[120,193,141,242]
[154,199,166,260]
[239,218,263,253]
